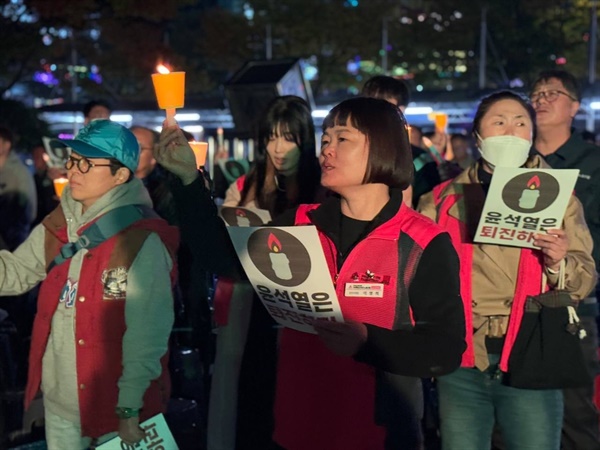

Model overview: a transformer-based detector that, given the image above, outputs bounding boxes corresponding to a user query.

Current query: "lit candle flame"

[156,64,171,74]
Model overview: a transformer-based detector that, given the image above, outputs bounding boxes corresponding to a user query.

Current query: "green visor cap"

[58,119,140,173]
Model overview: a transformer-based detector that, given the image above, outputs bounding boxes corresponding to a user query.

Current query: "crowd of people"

[0,68,598,450]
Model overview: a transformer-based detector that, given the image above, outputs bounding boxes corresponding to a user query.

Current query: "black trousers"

[235,296,279,450]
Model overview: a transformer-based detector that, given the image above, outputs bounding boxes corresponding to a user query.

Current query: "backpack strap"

[48,205,155,272]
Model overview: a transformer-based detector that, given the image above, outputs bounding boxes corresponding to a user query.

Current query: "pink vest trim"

[273,202,443,449]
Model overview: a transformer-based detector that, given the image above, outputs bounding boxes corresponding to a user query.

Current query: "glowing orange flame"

[527,175,541,189]
[268,233,282,253]
[156,64,171,74]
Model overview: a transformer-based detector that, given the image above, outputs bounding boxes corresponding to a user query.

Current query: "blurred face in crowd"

[84,105,111,124]
[31,145,49,173]
[409,126,423,148]
[451,136,470,161]
[477,99,533,142]
[66,152,127,211]
[266,124,301,175]
[319,118,369,194]
[132,128,156,179]
[530,77,579,128]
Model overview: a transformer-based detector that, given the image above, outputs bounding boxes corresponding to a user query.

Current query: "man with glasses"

[0,119,179,449]
[531,69,600,450]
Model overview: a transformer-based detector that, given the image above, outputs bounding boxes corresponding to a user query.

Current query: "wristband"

[115,407,139,419]
[545,266,560,275]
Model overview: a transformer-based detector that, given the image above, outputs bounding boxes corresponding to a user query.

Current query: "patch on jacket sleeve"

[101,266,128,300]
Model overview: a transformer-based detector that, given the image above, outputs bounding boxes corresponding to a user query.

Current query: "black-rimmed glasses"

[64,155,114,174]
[530,90,577,103]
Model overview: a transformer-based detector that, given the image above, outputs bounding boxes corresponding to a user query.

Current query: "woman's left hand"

[313,320,368,357]
[533,228,568,271]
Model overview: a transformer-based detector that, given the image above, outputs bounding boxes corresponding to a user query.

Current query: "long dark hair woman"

[233,95,321,215]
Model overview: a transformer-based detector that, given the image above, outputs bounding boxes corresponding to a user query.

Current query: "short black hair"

[361,76,410,107]
[83,100,112,118]
[472,91,536,138]
[0,126,14,146]
[531,70,581,102]
[323,97,413,190]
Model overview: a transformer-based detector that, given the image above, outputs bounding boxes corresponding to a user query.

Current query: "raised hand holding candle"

[188,141,208,168]
[151,64,185,127]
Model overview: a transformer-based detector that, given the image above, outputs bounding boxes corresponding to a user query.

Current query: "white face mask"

[476,134,532,169]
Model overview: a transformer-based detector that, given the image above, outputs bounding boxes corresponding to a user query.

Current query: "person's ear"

[114,167,130,184]
[570,101,580,120]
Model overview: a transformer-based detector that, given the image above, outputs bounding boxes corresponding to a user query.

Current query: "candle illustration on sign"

[236,209,250,227]
[268,233,293,280]
[518,175,541,209]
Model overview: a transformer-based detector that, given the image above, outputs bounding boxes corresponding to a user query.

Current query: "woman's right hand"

[155,125,199,186]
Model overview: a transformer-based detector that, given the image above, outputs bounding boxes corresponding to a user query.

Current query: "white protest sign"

[227,226,343,333]
[219,206,271,227]
[474,167,579,248]
[42,136,71,169]
[96,413,178,450]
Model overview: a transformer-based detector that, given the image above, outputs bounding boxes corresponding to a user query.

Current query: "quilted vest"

[273,202,444,450]
[26,205,179,437]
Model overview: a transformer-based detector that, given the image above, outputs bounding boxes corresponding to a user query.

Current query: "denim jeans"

[437,355,563,450]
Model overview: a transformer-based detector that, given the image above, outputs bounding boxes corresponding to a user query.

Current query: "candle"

[151,64,185,127]
[235,209,250,227]
[217,127,224,149]
[434,112,448,133]
[188,141,208,168]
[519,176,541,209]
[53,177,69,199]
[268,233,292,280]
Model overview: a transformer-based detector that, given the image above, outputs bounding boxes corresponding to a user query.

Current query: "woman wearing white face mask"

[418,91,596,450]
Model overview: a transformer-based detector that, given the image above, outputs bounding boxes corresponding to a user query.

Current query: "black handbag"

[505,263,592,390]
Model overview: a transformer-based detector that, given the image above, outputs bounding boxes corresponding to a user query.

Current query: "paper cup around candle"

[53,177,69,198]
[434,112,448,132]
[151,72,185,109]
[189,141,208,168]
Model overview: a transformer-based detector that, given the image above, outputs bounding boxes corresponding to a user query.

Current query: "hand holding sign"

[533,228,569,271]
[313,320,367,357]
[118,417,146,447]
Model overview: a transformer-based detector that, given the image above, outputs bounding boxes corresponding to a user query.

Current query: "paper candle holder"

[151,71,185,109]
[189,141,208,168]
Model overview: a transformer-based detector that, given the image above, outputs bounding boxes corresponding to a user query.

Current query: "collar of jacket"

[306,188,405,249]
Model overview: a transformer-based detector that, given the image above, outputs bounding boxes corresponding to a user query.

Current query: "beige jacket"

[418,156,597,369]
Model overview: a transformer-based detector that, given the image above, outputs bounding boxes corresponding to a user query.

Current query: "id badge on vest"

[344,283,384,298]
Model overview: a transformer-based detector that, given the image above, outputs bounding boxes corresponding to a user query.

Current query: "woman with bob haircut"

[418,91,596,450]
[156,96,466,450]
